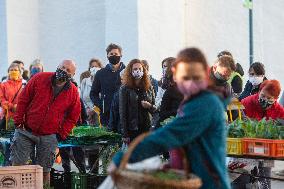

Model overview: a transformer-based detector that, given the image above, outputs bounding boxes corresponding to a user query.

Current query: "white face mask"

[249,76,264,86]
[90,67,101,76]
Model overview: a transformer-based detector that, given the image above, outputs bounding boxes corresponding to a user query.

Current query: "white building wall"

[0,0,8,75]
[105,0,138,65]
[5,0,40,70]
[39,0,106,82]
[0,0,283,88]
[138,0,188,79]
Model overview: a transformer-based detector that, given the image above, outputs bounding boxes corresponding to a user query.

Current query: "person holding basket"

[109,48,231,189]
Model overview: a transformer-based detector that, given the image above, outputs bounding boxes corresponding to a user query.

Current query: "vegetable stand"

[58,126,122,174]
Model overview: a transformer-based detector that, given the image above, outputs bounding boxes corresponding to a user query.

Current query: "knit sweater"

[113,91,231,189]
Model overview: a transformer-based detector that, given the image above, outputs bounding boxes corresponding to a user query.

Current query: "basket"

[227,138,243,155]
[112,133,202,189]
[0,165,42,189]
[242,138,273,157]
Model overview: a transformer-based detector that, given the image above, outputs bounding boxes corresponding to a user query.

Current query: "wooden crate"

[0,165,43,189]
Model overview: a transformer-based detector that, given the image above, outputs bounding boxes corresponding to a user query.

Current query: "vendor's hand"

[107,162,117,174]
[141,101,152,109]
[122,137,130,144]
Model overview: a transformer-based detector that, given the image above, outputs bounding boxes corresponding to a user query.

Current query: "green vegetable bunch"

[228,118,284,139]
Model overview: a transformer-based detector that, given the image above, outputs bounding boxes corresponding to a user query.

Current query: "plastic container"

[227,138,243,155]
[0,165,42,189]
[71,172,96,189]
[50,168,71,189]
[270,140,284,158]
[242,138,272,157]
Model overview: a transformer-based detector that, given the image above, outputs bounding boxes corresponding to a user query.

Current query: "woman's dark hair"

[174,48,208,70]
[123,59,151,91]
[249,62,265,75]
[160,57,176,89]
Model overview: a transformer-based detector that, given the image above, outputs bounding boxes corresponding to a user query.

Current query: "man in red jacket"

[241,80,284,120]
[11,60,81,185]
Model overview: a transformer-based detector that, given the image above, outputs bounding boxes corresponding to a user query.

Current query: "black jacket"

[107,91,120,133]
[239,78,267,101]
[90,63,125,113]
[119,85,155,138]
[157,86,183,127]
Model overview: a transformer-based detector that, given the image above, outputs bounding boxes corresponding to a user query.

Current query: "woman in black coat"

[119,59,156,143]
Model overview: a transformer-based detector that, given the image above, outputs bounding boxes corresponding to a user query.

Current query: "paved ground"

[271,161,284,188]
[53,159,284,188]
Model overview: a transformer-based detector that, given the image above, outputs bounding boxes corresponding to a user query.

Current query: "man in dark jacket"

[107,69,125,133]
[90,43,125,125]
[12,60,81,185]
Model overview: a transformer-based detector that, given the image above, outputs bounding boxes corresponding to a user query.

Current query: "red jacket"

[14,72,81,139]
[0,79,24,119]
[241,93,284,120]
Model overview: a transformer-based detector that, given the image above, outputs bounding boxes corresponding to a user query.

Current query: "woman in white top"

[80,58,103,125]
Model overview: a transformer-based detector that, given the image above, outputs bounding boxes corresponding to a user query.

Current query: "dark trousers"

[100,111,110,126]
[59,147,86,173]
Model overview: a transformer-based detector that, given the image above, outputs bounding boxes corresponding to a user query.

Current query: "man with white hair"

[11,60,81,185]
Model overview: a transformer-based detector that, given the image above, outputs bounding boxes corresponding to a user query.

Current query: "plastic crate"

[242,138,273,157]
[0,165,42,189]
[270,140,284,158]
[50,168,71,189]
[227,138,243,155]
[71,172,96,189]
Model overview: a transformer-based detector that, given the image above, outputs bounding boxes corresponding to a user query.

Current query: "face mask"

[108,55,121,65]
[55,68,71,82]
[132,70,144,80]
[30,67,41,77]
[90,67,101,76]
[258,97,274,109]
[177,80,208,98]
[214,71,228,83]
[9,70,20,80]
[249,76,264,86]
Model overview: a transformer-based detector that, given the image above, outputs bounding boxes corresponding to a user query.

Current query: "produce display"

[228,118,284,139]
[61,126,121,145]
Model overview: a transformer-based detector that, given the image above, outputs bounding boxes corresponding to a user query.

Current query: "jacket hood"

[106,62,126,72]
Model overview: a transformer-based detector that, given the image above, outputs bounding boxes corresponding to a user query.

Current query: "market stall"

[226,100,284,188]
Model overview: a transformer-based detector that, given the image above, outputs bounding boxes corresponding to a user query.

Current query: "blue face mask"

[30,67,41,77]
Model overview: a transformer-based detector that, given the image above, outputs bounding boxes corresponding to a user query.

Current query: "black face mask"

[108,55,121,65]
[214,71,228,84]
[259,97,274,109]
[55,68,71,82]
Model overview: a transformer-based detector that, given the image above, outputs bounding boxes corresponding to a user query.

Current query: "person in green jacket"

[110,47,231,189]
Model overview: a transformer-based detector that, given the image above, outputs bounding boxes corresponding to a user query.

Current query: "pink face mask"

[177,80,208,99]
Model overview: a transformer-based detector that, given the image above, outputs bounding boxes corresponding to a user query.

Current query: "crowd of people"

[0,43,284,188]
